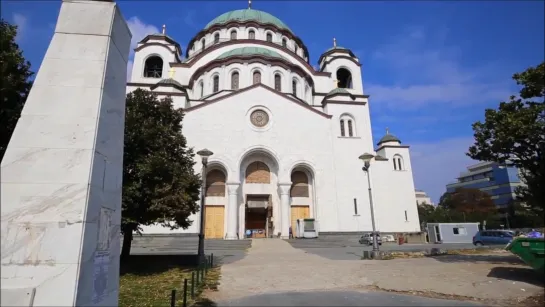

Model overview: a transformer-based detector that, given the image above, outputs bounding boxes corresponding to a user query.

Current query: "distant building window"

[249,30,255,39]
[214,33,219,44]
[253,71,261,84]
[266,33,272,42]
[230,30,237,40]
[274,74,281,91]
[231,72,239,90]
[453,227,467,235]
[213,75,219,93]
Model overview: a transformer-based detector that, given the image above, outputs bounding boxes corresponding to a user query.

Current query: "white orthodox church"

[126,4,421,239]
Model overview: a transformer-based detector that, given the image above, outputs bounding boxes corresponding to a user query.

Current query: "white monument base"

[1,1,131,306]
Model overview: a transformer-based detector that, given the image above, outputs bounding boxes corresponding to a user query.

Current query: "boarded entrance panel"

[291,206,310,232]
[205,206,224,239]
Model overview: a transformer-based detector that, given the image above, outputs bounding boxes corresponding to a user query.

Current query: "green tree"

[438,188,497,224]
[467,62,545,214]
[0,19,33,161]
[121,89,201,259]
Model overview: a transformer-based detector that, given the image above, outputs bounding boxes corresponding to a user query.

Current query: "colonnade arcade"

[203,150,315,239]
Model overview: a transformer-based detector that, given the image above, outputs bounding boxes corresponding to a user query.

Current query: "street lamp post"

[197,148,213,265]
[359,153,380,259]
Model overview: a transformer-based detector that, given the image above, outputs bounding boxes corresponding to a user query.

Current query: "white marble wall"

[0,0,131,306]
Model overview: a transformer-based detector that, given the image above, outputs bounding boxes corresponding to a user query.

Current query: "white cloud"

[410,136,476,204]
[367,27,511,109]
[126,16,159,54]
[12,13,27,42]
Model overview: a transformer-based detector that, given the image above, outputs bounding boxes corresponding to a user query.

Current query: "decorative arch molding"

[318,48,357,64]
[171,39,330,77]
[135,43,182,63]
[284,160,317,183]
[187,55,315,88]
[236,146,282,181]
[187,20,309,59]
[320,56,362,71]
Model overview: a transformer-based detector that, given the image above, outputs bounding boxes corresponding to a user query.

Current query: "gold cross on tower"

[168,67,175,78]
[386,127,390,135]
[248,0,252,9]
[162,24,166,35]
[333,37,337,48]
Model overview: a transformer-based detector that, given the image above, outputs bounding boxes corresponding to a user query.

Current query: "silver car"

[359,232,383,245]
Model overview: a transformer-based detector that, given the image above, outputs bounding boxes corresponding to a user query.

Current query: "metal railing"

[169,254,215,307]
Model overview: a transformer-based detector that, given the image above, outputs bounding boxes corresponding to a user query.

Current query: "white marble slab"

[0,1,131,306]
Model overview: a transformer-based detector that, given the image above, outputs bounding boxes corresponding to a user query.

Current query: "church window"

[246,161,270,184]
[206,170,226,197]
[405,210,408,221]
[199,80,204,98]
[143,56,163,78]
[347,120,353,137]
[231,72,239,90]
[274,74,282,91]
[340,120,345,136]
[253,71,261,84]
[292,79,298,97]
[336,68,353,89]
[249,30,255,39]
[201,38,205,51]
[393,155,404,171]
[354,198,358,215]
[213,75,219,93]
[294,45,298,54]
[230,30,237,40]
[340,114,356,137]
[250,109,269,128]
[290,171,309,197]
[266,33,272,42]
[214,33,220,44]
[282,38,287,48]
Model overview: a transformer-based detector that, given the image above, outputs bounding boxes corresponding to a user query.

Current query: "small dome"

[326,88,350,96]
[205,9,291,31]
[156,78,183,87]
[216,47,286,60]
[377,130,401,146]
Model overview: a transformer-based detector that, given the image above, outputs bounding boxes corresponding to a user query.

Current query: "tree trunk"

[121,231,133,260]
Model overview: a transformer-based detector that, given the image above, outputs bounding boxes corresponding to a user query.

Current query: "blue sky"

[3,0,544,203]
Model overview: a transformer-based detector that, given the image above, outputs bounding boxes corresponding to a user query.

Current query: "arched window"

[206,170,226,196]
[231,72,239,90]
[214,33,219,44]
[274,74,282,91]
[290,171,309,197]
[143,56,163,78]
[292,79,298,97]
[336,68,353,89]
[340,114,356,137]
[253,71,261,84]
[249,30,255,39]
[230,30,237,40]
[393,155,404,171]
[201,38,205,51]
[245,161,270,183]
[266,33,272,42]
[199,80,204,98]
[294,45,298,54]
[213,75,219,93]
[347,120,353,137]
[282,38,287,47]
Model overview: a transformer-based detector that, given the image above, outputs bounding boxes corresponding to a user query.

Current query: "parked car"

[473,230,515,246]
[382,234,395,242]
[359,233,383,246]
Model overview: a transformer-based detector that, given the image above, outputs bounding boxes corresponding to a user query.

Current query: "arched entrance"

[289,164,316,237]
[204,166,227,239]
[238,150,280,239]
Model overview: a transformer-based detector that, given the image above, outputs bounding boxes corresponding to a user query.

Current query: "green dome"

[326,88,350,96]
[156,78,183,87]
[205,9,291,31]
[377,133,401,146]
[216,47,286,60]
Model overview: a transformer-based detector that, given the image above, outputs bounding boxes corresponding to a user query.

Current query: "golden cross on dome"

[386,127,390,135]
[162,24,166,35]
[168,67,175,78]
[248,0,252,9]
[333,37,337,48]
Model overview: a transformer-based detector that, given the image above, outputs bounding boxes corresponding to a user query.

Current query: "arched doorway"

[238,150,280,239]
[336,68,353,89]
[204,168,227,239]
[290,167,314,234]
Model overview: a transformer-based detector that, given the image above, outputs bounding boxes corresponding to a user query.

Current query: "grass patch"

[119,255,221,307]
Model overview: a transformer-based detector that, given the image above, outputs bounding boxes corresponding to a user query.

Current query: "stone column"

[225,182,240,240]
[0,1,131,306]
[278,183,292,239]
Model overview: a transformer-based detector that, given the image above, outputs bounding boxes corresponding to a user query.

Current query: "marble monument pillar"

[0,0,131,306]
